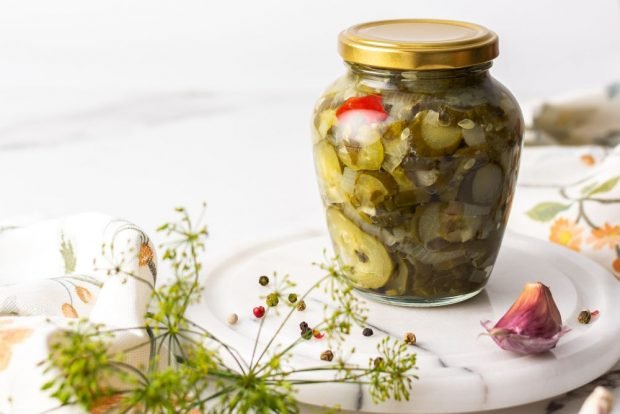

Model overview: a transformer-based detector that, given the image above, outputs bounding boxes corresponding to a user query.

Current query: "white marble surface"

[0,88,619,412]
[199,231,620,413]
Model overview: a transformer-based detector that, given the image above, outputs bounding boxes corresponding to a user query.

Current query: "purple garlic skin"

[482,282,570,354]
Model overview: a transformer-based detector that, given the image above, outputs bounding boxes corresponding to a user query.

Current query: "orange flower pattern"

[526,172,619,277]
[138,243,153,267]
[0,323,32,371]
[580,154,595,166]
[613,258,620,280]
[61,303,78,318]
[75,286,93,304]
[587,223,620,250]
[549,218,584,252]
[138,242,157,279]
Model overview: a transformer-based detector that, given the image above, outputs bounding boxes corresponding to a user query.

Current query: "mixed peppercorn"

[242,275,419,361]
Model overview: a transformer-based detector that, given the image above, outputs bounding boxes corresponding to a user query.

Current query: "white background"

[0,0,619,123]
[1,0,619,252]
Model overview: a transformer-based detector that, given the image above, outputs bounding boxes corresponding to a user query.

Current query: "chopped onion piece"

[463,125,486,147]
[458,118,476,129]
[341,167,357,195]
[414,170,439,187]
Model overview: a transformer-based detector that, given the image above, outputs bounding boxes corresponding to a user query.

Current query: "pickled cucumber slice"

[326,208,393,289]
[471,163,503,205]
[420,111,462,154]
[314,140,345,204]
[441,215,482,243]
[390,167,415,192]
[384,258,410,296]
[341,202,406,245]
[417,202,482,244]
[410,110,463,156]
[353,171,398,215]
[337,139,384,171]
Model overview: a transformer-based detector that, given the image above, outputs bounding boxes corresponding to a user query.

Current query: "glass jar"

[311,20,523,306]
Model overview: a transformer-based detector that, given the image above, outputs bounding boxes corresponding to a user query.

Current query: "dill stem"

[250,306,270,368]
[252,274,330,371]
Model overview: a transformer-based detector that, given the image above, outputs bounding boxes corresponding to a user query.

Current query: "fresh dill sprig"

[315,253,368,343]
[42,204,418,413]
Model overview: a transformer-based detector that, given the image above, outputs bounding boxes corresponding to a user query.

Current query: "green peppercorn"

[362,327,374,337]
[577,309,601,324]
[301,327,313,340]
[296,300,306,311]
[288,293,298,304]
[258,275,269,286]
[373,357,384,369]
[266,292,279,307]
[320,350,334,362]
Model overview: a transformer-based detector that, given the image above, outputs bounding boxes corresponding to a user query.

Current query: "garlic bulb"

[481,282,570,354]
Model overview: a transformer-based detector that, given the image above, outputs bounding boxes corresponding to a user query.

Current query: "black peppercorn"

[362,328,374,337]
[258,275,269,286]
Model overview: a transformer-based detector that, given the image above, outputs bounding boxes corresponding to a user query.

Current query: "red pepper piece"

[336,95,388,122]
[312,329,324,339]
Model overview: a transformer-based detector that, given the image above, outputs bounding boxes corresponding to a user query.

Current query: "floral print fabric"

[510,83,620,279]
[0,214,156,413]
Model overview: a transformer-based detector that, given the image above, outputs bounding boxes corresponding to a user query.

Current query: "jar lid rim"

[338,19,499,70]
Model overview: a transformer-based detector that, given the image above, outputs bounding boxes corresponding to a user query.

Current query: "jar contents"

[312,68,522,302]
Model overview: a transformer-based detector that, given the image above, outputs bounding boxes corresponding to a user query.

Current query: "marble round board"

[196,231,620,413]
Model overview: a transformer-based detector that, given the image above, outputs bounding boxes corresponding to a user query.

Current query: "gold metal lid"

[338,19,499,70]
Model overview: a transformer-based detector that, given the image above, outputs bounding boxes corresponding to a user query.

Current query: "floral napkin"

[509,84,620,279]
[0,214,157,413]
